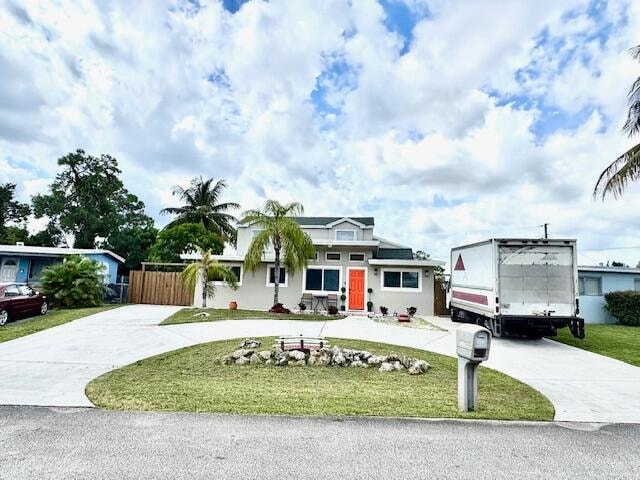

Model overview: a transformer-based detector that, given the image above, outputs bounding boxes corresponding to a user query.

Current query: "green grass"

[0,305,120,344]
[161,308,345,325]
[86,337,554,421]
[553,324,640,367]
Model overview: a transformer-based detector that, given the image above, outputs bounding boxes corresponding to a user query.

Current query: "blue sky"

[0,0,639,265]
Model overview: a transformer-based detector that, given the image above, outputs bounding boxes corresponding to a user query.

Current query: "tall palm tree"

[182,247,238,308]
[594,45,640,199]
[243,200,315,306]
[161,177,240,239]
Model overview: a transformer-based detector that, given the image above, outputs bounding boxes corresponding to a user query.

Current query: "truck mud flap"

[568,318,585,339]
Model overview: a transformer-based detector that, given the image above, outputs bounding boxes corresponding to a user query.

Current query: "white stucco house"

[184,216,445,316]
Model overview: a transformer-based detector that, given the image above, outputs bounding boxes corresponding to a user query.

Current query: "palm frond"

[594,143,640,199]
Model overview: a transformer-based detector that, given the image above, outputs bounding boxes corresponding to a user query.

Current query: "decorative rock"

[265,359,274,365]
[193,312,210,317]
[257,350,272,361]
[387,353,400,362]
[288,350,306,361]
[249,353,264,365]
[393,361,405,371]
[231,349,254,359]
[239,338,261,349]
[220,355,234,365]
[359,351,372,361]
[351,360,367,368]
[401,356,413,369]
[331,347,347,367]
[367,355,387,366]
[408,360,430,375]
[274,352,288,366]
[315,349,332,366]
[379,362,395,372]
[342,349,357,361]
[235,356,250,365]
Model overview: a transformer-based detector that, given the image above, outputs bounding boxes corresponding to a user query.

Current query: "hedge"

[604,291,640,326]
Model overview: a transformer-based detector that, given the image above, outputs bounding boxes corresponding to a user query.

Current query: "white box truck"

[448,238,585,339]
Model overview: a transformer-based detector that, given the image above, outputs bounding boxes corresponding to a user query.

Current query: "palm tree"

[182,247,238,308]
[594,45,640,198]
[161,177,240,239]
[243,200,315,306]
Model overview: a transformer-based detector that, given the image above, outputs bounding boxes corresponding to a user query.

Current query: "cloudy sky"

[1,0,640,266]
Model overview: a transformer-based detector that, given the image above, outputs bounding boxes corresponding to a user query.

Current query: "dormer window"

[335,230,356,241]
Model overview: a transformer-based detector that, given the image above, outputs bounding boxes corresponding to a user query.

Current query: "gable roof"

[0,244,125,263]
[292,217,375,227]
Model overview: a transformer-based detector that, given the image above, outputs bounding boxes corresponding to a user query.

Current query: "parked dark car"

[0,283,48,326]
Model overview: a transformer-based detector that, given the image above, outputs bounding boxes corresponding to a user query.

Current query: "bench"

[275,335,329,352]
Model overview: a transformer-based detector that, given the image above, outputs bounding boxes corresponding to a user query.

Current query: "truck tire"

[451,307,460,322]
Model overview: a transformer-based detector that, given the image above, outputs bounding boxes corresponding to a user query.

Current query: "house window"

[381,269,421,292]
[266,266,287,287]
[335,230,356,241]
[28,258,53,280]
[326,252,341,261]
[578,276,602,296]
[634,278,640,291]
[212,265,242,286]
[349,253,365,262]
[304,267,340,292]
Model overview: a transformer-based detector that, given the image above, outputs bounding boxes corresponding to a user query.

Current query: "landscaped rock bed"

[219,339,431,375]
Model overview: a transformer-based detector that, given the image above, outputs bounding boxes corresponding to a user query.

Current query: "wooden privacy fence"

[434,279,450,316]
[128,270,192,306]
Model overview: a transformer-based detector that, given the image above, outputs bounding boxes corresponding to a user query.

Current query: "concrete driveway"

[0,305,638,423]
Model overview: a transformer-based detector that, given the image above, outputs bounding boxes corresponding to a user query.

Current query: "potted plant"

[340,294,347,311]
[229,301,238,310]
[367,301,373,312]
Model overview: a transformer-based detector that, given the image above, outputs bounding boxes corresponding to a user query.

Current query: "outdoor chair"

[300,293,313,310]
[326,294,338,309]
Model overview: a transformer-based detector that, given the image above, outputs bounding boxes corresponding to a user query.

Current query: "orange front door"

[348,269,365,310]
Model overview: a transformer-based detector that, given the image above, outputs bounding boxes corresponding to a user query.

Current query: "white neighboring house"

[182,216,445,315]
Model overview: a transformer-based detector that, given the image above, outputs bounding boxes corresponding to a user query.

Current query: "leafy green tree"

[106,223,158,272]
[148,223,223,263]
[26,224,65,247]
[243,200,315,306]
[181,248,238,308]
[32,149,154,249]
[161,177,239,240]
[0,183,30,243]
[595,45,640,198]
[40,256,105,307]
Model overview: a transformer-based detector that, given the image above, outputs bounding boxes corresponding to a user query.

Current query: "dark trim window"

[382,269,421,291]
[335,230,356,241]
[305,267,340,292]
[212,265,241,285]
[326,252,341,261]
[267,266,287,286]
[349,253,365,262]
[578,276,602,296]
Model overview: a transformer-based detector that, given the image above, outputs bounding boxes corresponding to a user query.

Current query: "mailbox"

[456,324,492,412]
[456,324,491,362]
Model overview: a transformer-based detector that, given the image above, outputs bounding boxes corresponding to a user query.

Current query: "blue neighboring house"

[578,266,640,324]
[0,244,124,285]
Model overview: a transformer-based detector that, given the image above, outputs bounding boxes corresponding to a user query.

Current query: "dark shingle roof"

[292,217,375,226]
[375,248,414,260]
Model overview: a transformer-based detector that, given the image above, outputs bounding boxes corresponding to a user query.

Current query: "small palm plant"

[243,200,315,306]
[40,256,105,307]
[181,247,238,308]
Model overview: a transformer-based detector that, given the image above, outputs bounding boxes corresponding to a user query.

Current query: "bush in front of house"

[40,255,106,308]
[604,291,640,326]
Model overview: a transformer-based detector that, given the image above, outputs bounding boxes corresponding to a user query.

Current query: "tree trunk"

[202,268,207,308]
[273,246,280,306]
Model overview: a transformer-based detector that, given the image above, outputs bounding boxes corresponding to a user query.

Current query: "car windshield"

[18,285,33,296]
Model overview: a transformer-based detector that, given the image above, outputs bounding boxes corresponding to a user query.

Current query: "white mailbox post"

[456,324,491,412]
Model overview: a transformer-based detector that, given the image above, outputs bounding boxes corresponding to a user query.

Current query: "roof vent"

[16,242,25,246]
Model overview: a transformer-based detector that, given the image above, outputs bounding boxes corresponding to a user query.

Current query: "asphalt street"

[0,406,638,480]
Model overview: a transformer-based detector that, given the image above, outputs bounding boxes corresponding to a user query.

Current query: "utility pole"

[540,223,549,239]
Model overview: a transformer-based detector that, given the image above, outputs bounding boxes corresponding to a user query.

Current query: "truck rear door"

[498,244,575,317]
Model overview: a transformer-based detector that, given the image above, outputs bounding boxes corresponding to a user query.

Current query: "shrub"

[380,306,388,315]
[40,256,105,308]
[407,306,417,316]
[269,303,291,314]
[298,302,307,311]
[604,291,640,326]
[327,305,338,315]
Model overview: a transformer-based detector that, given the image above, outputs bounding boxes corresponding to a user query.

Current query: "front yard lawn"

[161,308,345,325]
[0,305,120,344]
[552,324,640,367]
[86,337,554,421]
